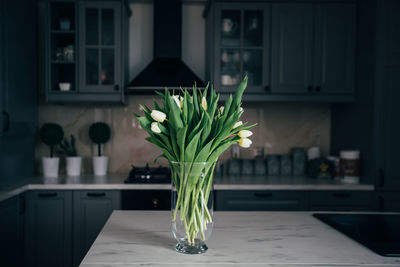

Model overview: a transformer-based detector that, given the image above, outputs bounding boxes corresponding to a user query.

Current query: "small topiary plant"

[89,122,111,157]
[40,123,64,158]
[58,135,78,157]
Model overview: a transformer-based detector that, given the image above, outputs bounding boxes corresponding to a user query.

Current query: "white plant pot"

[66,156,82,176]
[93,156,108,176]
[42,157,60,178]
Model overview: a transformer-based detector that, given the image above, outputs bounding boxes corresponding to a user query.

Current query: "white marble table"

[80,211,400,267]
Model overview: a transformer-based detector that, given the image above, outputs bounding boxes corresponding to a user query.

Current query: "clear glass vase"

[170,161,216,254]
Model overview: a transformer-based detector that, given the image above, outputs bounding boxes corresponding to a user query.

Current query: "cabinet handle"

[2,111,10,133]
[316,86,321,92]
[308,86,313,92]
[378,168,385,187]
[254,192,273,198]
[264,85,270,92]
[38,192,58,198]
[87,192,106,197]
[114,84,120,91]
[332,192,350,198]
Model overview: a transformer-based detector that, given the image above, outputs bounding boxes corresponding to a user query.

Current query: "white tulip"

[150,110,166,123]
[201,96,208,111]
[238,130,253,138]
[238,138,252,148]
[240,107,244,112]
[219,106,224,113]
[172,95,183,109]
[151,122,162,133]
[233,121,243,129]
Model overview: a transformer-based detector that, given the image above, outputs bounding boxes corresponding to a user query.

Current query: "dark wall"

[330,0,377,183]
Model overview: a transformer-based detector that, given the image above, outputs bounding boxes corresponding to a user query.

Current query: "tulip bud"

[172,95,183,109]
[219,106,224,113]
[151,122,162,133]
[238,130,253,138]
[201,96,208,111]
[150,110,166,123]
[233,121,243,129]
[238,138,252,148]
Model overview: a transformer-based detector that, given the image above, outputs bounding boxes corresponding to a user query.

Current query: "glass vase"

[170,161,216,254]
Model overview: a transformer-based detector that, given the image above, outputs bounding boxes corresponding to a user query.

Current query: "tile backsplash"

[36,97,330,174]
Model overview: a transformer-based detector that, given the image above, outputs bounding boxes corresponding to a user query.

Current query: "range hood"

[126,0,206,92]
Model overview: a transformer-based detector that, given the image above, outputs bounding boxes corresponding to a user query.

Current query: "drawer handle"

[38,192,57,198]
[87,192,106,197]
[254,192,273,198]
[332,192,350,198]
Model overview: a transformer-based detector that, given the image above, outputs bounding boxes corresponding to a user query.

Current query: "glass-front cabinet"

[212,3,270,93]
[79,2,121,93]
[41,0,127,103]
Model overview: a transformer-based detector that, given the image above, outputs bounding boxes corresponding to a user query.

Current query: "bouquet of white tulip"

[135,76,256,250]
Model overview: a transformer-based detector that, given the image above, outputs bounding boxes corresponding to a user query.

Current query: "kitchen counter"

[80,211,400,266]
[0,174,374,202]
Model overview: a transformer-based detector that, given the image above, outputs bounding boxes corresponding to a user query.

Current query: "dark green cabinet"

[40,0,128,103]
[271,3,355,96]
[211,3,270,94]
[376,193,400,212]
[314,4,355,95]
[207,2,355,102]
[374,0,400,192]
[271,4,313,94]
[25,191,73,267]
[309,191,372,211]
[215,190,308,211]
[0,195,25,267]
[0,0,37,179]
[73,190,120,266]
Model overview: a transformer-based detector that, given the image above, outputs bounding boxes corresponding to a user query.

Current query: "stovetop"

[125,164,171,184]
[314,213,400,257]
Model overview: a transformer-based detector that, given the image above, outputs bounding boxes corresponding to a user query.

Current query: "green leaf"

[167,93,184,129]
[207,140,236,163]
[194,139,214,162]
[168,125,180,160]
[230,75,247,113]
[137,116,151,132]
[177,126,187,161]
[184,129,203,162]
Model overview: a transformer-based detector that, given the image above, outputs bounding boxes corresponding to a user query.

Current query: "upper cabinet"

[212,3,270,94]
[207,1,356,102]
[39,0,129,104]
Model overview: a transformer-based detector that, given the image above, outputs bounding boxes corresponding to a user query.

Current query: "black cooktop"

[313,213,400,257]
[125,164,171,184]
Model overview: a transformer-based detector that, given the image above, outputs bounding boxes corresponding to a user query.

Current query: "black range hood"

[126,0,206,92]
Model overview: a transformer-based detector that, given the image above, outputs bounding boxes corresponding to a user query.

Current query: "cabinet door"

[73,190,121,266]
[271,4,313,93]
[314,4,355,94]
[79,2,121,93]
[215,190,307,211]
[375,0,400,191]
[309,191,372,211]
[0,0,37,179]
[25,191,72,267]
[0,195,24,267]
[214,3,270,93]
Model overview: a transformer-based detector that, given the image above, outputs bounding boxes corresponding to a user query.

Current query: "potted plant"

[59,135,82,176]
[89,122,111,176]
[40,123,64,177]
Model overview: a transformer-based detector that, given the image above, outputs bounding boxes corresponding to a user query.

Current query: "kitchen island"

[80,211,400,266]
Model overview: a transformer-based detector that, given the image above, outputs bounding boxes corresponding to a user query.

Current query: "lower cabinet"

[308,191,373,211]
[0,194,24,267]
[25,190,73,267]
[73,190,121,266]
[215,190,308,211]
[24,190,120,267]
[376,192,400,212]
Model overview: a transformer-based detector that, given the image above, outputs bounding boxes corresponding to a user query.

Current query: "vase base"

[175,238,208,254]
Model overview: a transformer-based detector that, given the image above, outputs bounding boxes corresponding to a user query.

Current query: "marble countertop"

[0,174,374,202]
[81,211,400,266]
